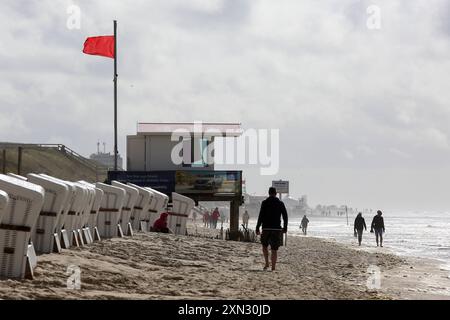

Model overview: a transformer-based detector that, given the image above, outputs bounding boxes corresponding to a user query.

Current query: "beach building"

[109,122,244,240]
[90,141,123,170]
[90,151,123,170]
[127,122,241,171]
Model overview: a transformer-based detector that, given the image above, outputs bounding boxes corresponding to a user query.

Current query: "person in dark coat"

[256,187,288,271]
[370,210,385,247]
[353,212,367,246]
[300,215,309,235]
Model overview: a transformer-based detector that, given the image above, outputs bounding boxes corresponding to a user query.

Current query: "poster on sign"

[272,180,289,194]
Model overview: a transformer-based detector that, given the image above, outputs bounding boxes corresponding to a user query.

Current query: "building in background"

[90,142,123,170]
[109,122,244,240]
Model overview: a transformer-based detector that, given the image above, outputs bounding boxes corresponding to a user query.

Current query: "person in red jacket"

[211,207,220,229]
[152,212,170,233]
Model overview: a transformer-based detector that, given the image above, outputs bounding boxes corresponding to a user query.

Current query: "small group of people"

[203,207,221,229]
[354,210,385,247]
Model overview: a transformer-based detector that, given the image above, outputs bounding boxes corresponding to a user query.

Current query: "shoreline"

[0,226,449,300]
[289,233,450,300]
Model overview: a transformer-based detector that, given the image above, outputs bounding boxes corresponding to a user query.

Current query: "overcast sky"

[1,0,449,212]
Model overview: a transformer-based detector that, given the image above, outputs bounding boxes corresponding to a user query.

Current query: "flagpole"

[113,20,118,171]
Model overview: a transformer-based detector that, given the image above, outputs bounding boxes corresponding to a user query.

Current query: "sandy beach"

[1,225,449,300]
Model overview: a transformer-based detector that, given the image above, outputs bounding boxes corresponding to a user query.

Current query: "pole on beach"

[1,149,6,174]
[17,146,22,175]
[113,20,118,171]
[346,205,348,226]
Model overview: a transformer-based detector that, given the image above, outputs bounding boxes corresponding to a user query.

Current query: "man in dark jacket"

[300,215,309,235]
[354,212,367,246]
[370,210,385,247]
[256,187,288,271]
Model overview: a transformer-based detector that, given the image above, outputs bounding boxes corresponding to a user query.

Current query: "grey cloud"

[1,0,450,210]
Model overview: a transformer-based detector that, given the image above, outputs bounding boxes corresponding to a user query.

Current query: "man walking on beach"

[300,215,309,235]
[256,187,288,271]
[370,210,385,247]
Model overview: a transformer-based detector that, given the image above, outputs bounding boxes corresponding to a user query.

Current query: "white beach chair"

[145,188,169,231]
[71,183,90,246]
[6,173,42,262]
[27,173,69,254]
[0,190,9,231]
[0,189,8,211]
[111,181,139,237]
[75,182,94,228]
[71,183,89,244]
[7,173,27,181]
[38,174,76,249]
[168,192,195,235]
[139,188,155,231]
[78,181,104,242]
[95,183,125,238]
[55,181,86,248]
[2,174,41,275]
[74,182,96,244]
[0,174,45,279]
[127,183,152,233]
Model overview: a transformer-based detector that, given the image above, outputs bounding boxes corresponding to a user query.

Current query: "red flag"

[83,36,115,58]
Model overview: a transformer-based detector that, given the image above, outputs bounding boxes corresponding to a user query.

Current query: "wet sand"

[0,225,449,300]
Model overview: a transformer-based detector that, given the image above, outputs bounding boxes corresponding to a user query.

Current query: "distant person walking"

[353,212,367,246]
[370,210,385,247]
[300,215,309,235]
[211,207,220,229]
[242,210,250,229]
[256,187,288,271]
[203,211,210,228]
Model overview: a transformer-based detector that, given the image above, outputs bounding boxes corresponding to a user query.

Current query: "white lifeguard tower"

[111,122,244,240]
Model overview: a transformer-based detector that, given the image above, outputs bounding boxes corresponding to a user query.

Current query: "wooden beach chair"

[0,190,8,221]
[7,173,27,181]
[95,182,125,238]
[62,182,87,247]
[78,181,104,242]
[74,182,97,244]
[71,183,90,246]
[127,183,152,234]
[111,181,138,237]
[139,188,155,231]
[145,188,169,231]
[27,174,69,254]
[0,174,45,279]
[39,174,76,249]
[168,192,195,235]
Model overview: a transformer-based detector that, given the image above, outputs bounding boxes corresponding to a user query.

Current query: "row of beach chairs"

[0,173,195,279]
